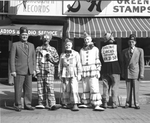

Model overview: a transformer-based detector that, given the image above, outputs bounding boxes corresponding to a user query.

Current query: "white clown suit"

[58,49,82,106]
[80,43,102,107]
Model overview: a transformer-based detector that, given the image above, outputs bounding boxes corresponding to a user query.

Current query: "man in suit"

[122,34,144,109]
[10,27,36,112]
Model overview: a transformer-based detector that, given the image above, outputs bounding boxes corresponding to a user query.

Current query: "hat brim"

[20,32,28,34]
[129,39,136,41]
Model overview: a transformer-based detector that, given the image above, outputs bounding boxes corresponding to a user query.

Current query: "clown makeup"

[84,36,92,46]
[65,41,73,51]
[42,34,52,46]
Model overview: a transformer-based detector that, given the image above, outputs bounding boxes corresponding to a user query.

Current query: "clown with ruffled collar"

[58,38,82,111]
[79,31,104,111]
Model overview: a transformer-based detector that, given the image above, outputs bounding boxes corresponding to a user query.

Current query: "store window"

[0,36,9,78]
[0,1,8,13]
[137,38,150,67]
[122,38,150,66]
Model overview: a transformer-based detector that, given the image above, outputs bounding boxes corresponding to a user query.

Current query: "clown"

[58,38,82,111]
[35,33,59,110]
[101,32,122,109]
[79,31,104,111]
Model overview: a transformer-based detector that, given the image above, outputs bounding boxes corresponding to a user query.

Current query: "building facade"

[0,0,150,82]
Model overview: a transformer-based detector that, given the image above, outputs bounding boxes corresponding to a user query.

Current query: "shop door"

[0,37,9,78]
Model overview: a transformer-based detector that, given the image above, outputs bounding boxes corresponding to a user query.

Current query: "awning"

[0,24,63,37]
[66,17,150,38]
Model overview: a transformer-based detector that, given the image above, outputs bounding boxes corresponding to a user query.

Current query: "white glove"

[77,75,81,81]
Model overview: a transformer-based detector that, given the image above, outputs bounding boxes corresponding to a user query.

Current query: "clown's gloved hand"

[77,75,81,81]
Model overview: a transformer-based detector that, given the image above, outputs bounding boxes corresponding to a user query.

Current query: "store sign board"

[0,28,62,37]
[9,1,62,16]
[63,0,150,16]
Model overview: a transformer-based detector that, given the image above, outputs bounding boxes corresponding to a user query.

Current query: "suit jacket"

[10,41,36,75]
[122,47,144,79]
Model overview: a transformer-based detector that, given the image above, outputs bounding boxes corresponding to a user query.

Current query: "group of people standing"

[10,26,144,112]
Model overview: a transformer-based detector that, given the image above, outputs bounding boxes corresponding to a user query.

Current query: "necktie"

[24,43,28,53]
[130,48,133,54]
[129,48,133,58]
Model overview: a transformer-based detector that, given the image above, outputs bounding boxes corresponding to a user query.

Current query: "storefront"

[0,1,67,82]
[63,0,150,81]
[0,0,150,82]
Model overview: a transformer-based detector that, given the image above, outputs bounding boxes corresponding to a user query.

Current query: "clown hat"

[84,31,91,38]
[104,32,114,42]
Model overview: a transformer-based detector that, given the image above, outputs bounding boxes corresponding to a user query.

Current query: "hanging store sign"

[9,1,62,16]
[0,26,62,37]
[63,0,150,16]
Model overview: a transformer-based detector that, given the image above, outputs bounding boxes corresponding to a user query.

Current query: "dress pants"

[126,79,139,106]
[102,74,120,103]
[14,74,32,108]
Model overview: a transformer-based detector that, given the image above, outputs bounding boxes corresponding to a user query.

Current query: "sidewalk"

[0,80,150,123]
[0,79,150,107]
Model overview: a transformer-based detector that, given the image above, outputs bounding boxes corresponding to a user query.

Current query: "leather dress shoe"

[112,103,118,109]
[49,105,60,111]
[124,105,132,108]
[14,107,22,112]
[24,106,35,110]
[72,104,79,111]
[9,83,14,86]
[135,106,140,109]
[124,103,132,108]
[102,103,108,109]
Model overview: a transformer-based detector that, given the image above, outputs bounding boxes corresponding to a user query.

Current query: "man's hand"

[33,71,36,77]
[138,75,144,81]
[11,72,16,77]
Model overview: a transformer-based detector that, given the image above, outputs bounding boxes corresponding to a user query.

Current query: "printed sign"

[0,28,61,37]
[9,1,62,16]
[63,0,150,16]
[101,44,118,62]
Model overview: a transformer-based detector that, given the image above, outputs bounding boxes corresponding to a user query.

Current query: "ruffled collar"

[64,50,73,58]
[41,45,51,51]
[65,50,72,54]
[83,42,94,50]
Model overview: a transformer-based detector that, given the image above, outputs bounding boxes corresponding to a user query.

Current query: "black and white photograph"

[0,0,150,123]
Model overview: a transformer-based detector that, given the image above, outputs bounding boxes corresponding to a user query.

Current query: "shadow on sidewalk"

[0,91,63,111]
